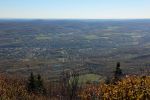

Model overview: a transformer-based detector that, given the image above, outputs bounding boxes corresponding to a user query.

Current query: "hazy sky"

[0,0,150,19]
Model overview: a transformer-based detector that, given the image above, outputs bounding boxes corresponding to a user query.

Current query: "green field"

[78,74,103,84]
[84,35,99,40]
[35,34,51,40]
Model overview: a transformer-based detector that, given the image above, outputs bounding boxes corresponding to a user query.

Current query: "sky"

[0,0,150,19]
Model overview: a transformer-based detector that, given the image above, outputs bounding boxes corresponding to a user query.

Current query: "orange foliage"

[79,75,150,100]
[0,74,47,100]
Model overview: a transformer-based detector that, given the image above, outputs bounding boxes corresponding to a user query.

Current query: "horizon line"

[0,18,150,20]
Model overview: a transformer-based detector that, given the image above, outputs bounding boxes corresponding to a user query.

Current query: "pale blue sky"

[0,0,150,19]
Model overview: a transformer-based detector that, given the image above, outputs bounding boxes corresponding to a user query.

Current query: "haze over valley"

[0,19,150,80]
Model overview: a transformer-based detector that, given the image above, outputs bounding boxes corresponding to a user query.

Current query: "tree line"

[27,62,123,100]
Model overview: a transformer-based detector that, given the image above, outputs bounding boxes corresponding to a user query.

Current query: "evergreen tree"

[27,72,36,92]
[36,74,46,94]
[114,62,123,82]
[27,73,46,94]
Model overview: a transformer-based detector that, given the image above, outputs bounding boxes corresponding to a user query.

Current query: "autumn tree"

[60,70,79,100]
